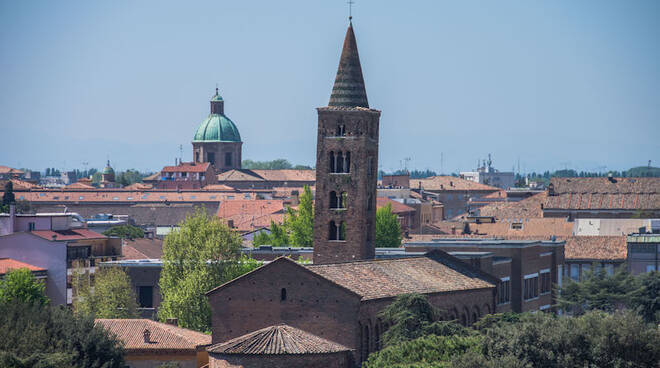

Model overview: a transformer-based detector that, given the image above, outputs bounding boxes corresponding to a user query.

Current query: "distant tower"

[101,160,115,183]
[192,89,242,171]
[313,20,380,264]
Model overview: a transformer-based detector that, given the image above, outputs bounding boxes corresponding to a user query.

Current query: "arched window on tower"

[329,151,335,173]
[340,192,347,209]
[339,221,346,240]
[336,152,344,173]
[344,152,351,173]
[336,124,346,136]
[329,221,338,240]
[329,191,338,209]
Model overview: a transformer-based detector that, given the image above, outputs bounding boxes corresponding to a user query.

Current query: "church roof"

[194,114,241,143]
[305,251,496,300]
[328,22,369,108]
[207,324,351,355]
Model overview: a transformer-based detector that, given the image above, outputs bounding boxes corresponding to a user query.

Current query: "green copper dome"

[102,161,114,175]
[193,90,241,143]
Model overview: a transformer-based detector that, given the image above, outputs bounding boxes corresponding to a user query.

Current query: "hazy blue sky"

[1,0,658,174]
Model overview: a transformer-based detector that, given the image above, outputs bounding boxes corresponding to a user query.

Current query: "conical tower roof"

[328,21,369,108]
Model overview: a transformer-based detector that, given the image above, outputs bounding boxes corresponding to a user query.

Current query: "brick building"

[206,253,496,365]
[157,162,215,190]
[312,20,379,265]
[412,176,501,219]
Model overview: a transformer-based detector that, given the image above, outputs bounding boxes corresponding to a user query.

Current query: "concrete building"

[193,88,242,172]
[460,155,515,190]
[626,233,660,274]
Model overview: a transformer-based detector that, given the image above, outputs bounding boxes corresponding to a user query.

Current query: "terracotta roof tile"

[122,238,164,260]
[64,182,95,190]
[217,170,265,182]
[0,258,45,275]
[16,190,248,203]
[207,324,350,355]
[545,178,660,210]
[564,236,627,261]
[217,200,286,232]
[377,197,415,214]
[413,176,500,192]
[250,170,315,182]
[0,166,24,175]
[162,162,211,173]
[306,252,495,300]
[475,192,547,219]
[95,319,210,352]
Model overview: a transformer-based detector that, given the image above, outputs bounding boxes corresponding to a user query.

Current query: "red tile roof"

[161,162,211,173]
[564,236,627,261]
[377,197,415,214]
[64,182,95,190]
[123,182,153,190]
[0,258,45,275]
[251,170,316,182]
[16,190,250,203]
[32,228,106,241]
[0,166,24,175]
[207,324,351,355]
[217,170,264,182]
[475,192,547,219]
[95,319,211,352]
[545,178,660,210]
[217,200,286,232]
[122,238,164,260]
[413,176,500,192]
[306,252,495,300]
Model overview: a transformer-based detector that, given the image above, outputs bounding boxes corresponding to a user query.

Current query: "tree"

[631,271,660,323]
[0,268,48,306]
[102,224,145,239]
[376,203,402,247]
[73,265,139,319]
[0,301,125,368]
[158,207,250,331]
[116,169,143,186]
[284,185,314,247]
[1,181,16,212]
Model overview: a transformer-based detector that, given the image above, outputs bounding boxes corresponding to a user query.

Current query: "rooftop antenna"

[440,152,444,175]
[179,144,183,164]
[403,157,411,173]
[347,0,355,20]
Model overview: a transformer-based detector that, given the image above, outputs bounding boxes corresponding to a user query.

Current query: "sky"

[1,0,658,175]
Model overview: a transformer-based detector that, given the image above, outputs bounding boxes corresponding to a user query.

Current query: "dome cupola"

[193,88,241,143]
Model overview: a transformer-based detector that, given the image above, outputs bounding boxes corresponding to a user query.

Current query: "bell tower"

[313,21,380,264]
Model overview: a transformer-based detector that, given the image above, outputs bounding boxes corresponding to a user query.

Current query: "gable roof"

[162,162,211,173]
[31,228,106,241]
[476,192,547,219]
[207,324,351,355]
[0,258,46,275]
[122,238,164,260]
[217,169,265,182]
[251,170,315,182]
[95,319,210,352]
[217,199,286,232]
[413,176,500,192]
[305,252,496,300]
[377,197,415,214]
[545,177,660,211]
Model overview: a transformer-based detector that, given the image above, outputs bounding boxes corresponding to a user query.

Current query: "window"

[329,221,346,241]
[523,274,539,300]
[28,222,35,231]
[497,277,510,305]
[207,152,215,165]
[225,152,233,166]
[604,264,614,275]
[138,286,153,308]
[367,156,374,177]
[647,265,657,272]
[540,269,551,295]
[511,222,523,230]
[336,124,346,136]
[280,288,287,301]
[570,264,580,280]
[195,151,200,162]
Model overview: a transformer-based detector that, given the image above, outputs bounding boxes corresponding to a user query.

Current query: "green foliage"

[0,301,125,368]
[158,208,252,331]
[91,172,102,184]
[242,159,293,170]
[0,268,49,306]
[252,186,314,247]
[73,265,138,319]
[557,267,660,323]
[102,224,144,239]
[376,203,402,247]
[363,334,482,368]
[2,181,16,208]
[479,311,660,368]
[115,169,143,186]
[284,185,314,247]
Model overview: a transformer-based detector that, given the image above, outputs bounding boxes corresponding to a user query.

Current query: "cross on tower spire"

[347,0,354,20]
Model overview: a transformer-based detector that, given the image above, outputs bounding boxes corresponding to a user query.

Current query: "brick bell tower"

[313,20,380,264]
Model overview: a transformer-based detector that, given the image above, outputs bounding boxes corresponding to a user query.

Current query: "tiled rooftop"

[122,238,164,260]
[413,176,501,192]
[95,319,210,352]
[161,162,211,173]
[217,199,286,232]
[32,228,106,241]
[377,197,415,214]
[207,324,351,355]
[0,258,45,275]
[564,236,627,261]
[545,177,660,210]
[305,252,495,300]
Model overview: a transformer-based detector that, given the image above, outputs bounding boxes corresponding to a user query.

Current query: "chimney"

[51,234,57,241]
[143,329,151,343]
[166,318,178,326]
